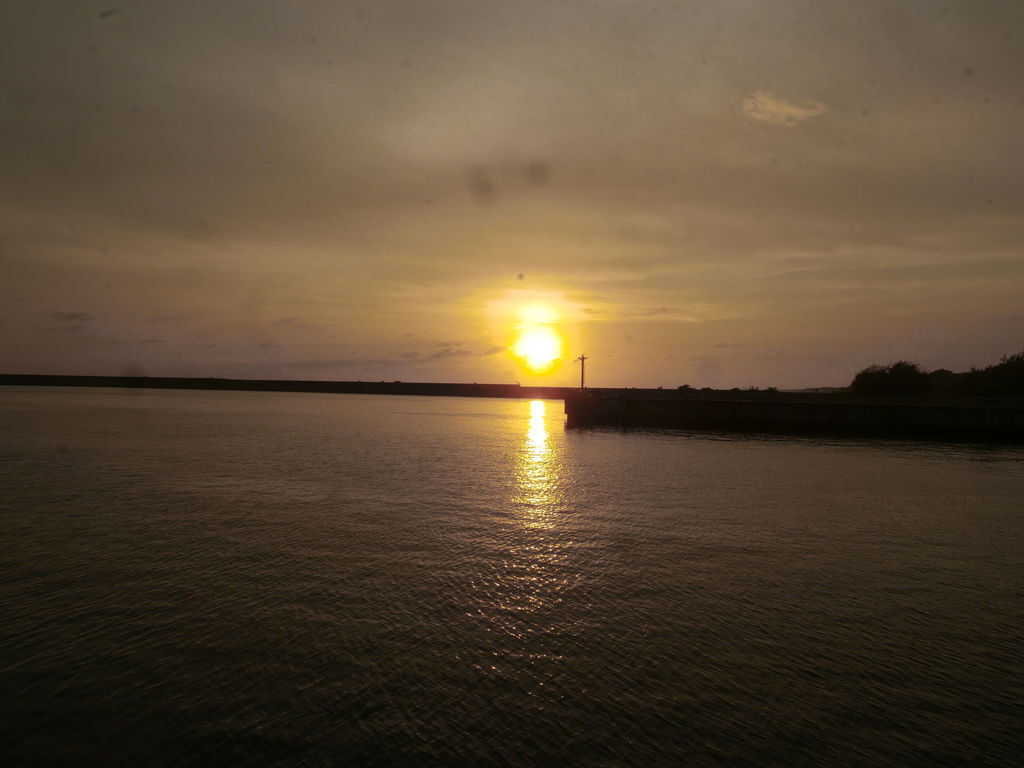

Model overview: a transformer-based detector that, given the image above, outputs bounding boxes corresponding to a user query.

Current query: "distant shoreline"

[0,374,572,400]
[5,373,1022,440]
[2,373,1022,408]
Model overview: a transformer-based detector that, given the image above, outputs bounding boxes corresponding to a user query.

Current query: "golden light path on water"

[521,400,553,525]
[472,399,583,666]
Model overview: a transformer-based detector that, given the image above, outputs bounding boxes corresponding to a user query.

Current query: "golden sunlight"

[507,301,565,375]
[527,399,547,455]
[513,326,562,373]
[483,291,575,377]
[518,302,559,326]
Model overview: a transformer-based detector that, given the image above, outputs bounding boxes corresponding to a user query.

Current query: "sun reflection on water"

[469,399,579,665]
[518,400,555,529]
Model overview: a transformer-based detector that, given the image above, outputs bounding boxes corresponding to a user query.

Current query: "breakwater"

[7,374,1022,441]
[0,374,570,400]
[564,390,1024,441]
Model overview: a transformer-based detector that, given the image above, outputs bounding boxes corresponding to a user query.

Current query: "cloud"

[742,91,827,127]
[2,2,1022,388]
[45,311,98,333]
[282,357,402,371]
[618,306,671,319]
[483,346,506,355]
[146,314,185,324]
[430,347,472,360]
[51,311,97,323]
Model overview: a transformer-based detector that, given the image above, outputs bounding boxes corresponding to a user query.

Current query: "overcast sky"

[2,0,1023,388]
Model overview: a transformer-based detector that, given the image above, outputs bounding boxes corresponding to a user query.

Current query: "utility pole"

[577,354,588,389]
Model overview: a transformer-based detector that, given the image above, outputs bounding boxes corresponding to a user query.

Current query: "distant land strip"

[4,373,1022,440]
[0,374,572,400]
[2,373,1023,406]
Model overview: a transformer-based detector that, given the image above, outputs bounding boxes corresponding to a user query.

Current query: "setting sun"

[513,326,562,373]
[484,291,578,379]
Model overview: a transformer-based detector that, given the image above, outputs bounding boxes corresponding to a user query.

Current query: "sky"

[2,0,1023,389]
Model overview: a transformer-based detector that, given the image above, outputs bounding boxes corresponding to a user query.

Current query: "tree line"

[850,352,1024,397]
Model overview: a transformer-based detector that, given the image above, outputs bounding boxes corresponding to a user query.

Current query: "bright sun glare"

[511,303,563,374]
[514,327,562,372]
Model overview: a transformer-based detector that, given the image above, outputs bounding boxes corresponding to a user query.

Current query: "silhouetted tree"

[851,364,886,394]
[851,361,929,396]
[977,352,1024,395]
[886,360,930,395]
[853,351,1024,397]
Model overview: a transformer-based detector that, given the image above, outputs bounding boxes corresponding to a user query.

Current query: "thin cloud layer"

[741,91,828,127]
[1,0,1022,388]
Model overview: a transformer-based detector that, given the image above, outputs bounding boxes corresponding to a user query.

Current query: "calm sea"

[2,387,1022,766]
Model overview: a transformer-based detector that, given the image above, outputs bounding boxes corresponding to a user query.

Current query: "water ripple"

[2,389,1023,765]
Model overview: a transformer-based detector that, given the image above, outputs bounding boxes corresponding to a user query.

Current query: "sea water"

[2,387,1022,766]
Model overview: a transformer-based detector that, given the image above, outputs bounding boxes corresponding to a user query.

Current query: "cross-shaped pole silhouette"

[577,354,588,389]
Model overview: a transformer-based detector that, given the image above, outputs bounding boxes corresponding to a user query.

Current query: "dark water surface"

[2,387,1022,766]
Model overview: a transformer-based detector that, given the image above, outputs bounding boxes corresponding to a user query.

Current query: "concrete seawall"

[564,391,1024,442]
[0,375,570,400]
[7,375,1022,441]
